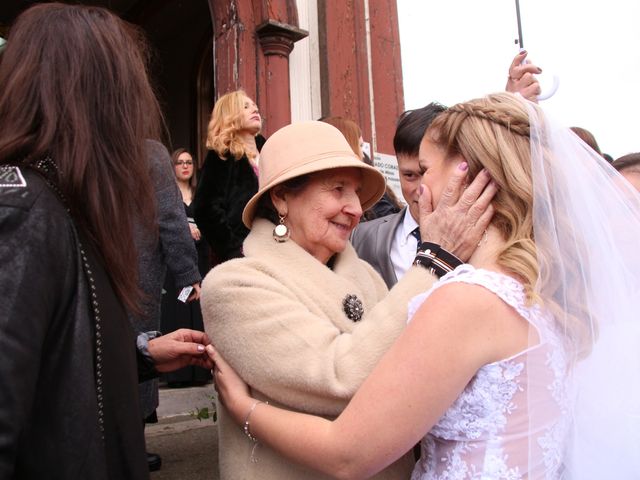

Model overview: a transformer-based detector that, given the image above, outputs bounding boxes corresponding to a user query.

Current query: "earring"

[273,214,290,242]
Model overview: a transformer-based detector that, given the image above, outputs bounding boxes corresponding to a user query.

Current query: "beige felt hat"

[242,121,386,228]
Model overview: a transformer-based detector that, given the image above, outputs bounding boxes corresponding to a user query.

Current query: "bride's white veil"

[526,99,640,478]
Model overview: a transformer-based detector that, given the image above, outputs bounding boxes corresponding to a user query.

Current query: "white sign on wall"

[373,152,405,206]
[361,141,372,159]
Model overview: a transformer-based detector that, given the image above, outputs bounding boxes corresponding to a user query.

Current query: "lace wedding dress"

[408,265,570,480]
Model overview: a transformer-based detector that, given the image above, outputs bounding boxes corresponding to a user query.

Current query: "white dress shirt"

[389,210,419,281]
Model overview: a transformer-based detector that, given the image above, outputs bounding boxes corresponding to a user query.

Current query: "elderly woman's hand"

[207,345,253,423]
[419,163,496,261]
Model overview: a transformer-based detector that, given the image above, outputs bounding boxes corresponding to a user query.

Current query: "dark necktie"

[410,227,421,252]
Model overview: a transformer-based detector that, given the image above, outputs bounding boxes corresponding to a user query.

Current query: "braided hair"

[429,92,593,358]
[427,93,537,301]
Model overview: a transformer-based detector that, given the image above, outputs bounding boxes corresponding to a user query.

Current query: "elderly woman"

[210,94,640,479]
[201,121,494,479]
[321,116,402,221]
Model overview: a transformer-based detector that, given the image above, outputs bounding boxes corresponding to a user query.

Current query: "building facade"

[0,0,405,165]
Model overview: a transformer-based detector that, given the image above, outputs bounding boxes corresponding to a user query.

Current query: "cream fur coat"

[201,219,436,480]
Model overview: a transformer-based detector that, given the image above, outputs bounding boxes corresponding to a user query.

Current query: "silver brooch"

[342,294,363,322]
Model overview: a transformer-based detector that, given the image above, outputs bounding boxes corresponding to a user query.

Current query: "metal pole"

[515,0,524,49]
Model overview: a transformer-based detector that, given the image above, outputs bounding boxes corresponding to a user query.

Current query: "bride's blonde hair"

[428,92,592,357]
[428,93,537,298]
[206,89,259,160]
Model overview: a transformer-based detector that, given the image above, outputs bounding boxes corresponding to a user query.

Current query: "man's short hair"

[393,102,447,157]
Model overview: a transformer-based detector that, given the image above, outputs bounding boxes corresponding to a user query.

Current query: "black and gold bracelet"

[413,242,463,278]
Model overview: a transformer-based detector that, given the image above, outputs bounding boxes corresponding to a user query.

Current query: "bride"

[209,92,640,479]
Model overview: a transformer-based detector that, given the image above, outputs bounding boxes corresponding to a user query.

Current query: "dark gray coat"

[350,208,407,289]
[131,140,201,417]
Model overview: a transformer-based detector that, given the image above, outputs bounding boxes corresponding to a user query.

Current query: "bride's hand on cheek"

[206,345,253,422]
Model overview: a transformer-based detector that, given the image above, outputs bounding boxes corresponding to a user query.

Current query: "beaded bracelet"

[413,242,463,278]
[243,400,268,443]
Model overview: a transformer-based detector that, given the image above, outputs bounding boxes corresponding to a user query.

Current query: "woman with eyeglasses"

[159,148,212,387]
[172,148,201,241]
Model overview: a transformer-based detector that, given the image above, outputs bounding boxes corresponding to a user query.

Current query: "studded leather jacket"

[0,167,150,479]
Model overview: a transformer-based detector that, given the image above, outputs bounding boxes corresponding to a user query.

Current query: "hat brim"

[242,154,386,228]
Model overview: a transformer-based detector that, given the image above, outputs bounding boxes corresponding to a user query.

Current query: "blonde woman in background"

[193,90,266,262]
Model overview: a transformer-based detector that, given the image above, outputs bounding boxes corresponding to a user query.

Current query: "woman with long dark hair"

[0,4,211,478]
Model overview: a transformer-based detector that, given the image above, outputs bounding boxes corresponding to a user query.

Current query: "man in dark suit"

[351,103,445,288]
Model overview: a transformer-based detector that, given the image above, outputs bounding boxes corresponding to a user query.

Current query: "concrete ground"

[146,383,220,480]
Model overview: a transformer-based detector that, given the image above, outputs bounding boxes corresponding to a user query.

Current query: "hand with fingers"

[187,282,201,302]
[419,162,497,262]
[206,345,253,421]
[147,328,213,373]
[189,223,201,241]
[506,50,542,102]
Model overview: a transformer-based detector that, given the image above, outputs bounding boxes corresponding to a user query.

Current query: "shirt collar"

[400,208,419,242]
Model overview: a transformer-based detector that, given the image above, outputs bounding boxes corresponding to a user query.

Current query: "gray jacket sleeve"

[146,140,201,287]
